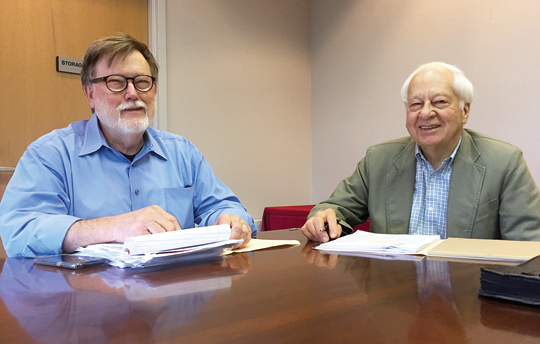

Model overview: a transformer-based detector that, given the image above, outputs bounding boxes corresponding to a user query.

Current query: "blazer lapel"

[447,130,486,238]
[386,140,416,234]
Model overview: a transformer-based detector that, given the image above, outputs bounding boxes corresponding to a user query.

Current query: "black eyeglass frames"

[90,74,155,92]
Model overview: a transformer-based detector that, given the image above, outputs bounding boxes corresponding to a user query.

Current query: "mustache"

[117,100,147,112]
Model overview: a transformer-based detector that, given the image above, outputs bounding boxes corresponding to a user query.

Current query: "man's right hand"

[108,205,181,242]
[62,205,181,253]
[300,208,342,243]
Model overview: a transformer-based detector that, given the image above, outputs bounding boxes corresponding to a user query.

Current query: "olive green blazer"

[311,129,540,240]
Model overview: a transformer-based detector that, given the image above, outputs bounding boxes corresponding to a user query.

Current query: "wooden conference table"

[0,229,539,343]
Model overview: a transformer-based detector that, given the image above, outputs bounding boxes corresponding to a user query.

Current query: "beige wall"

[162,0,540,221]
[311,0,540,202]
[165,0,312,223]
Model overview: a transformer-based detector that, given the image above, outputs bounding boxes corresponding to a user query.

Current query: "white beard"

[94,99,155,135]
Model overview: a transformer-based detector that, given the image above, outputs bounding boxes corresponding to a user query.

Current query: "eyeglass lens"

[106,75,153,92]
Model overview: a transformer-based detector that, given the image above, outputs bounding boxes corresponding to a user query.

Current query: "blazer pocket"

[475,199,499,221]
[164,187,195,229]
[472,199,499,234]
[472,199,499,237]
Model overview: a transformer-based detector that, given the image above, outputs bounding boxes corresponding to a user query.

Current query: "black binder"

[479,255,540,306]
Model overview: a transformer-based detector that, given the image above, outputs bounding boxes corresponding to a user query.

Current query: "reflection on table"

[0,229,539,343]
[0,254,250,343]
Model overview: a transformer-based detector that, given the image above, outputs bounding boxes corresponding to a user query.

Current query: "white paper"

[316,231,440,255]
[122,224,232,255]
[76,239,242,268]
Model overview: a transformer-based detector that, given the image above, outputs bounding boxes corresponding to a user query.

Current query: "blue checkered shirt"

[408,138,461,238]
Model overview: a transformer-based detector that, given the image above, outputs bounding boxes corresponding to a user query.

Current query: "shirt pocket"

[164,187,195,229]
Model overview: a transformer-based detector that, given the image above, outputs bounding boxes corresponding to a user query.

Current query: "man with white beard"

[0,34,255,257]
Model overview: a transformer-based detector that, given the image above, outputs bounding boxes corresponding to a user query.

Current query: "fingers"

[135,205,180,234]
[150,205,182,232]
[216,213,252,249]
[324,210,342,240]
[301,214,326,241]
[113,206,181,241]
[300,208,342,242]
[234,225,252,249]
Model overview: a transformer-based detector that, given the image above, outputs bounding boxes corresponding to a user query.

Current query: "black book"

[479,255,540,306]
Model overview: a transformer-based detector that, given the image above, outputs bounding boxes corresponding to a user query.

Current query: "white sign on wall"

[56,56,83,74]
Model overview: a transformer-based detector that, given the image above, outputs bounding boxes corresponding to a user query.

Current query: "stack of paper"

[76,240,241,268]
[316,231,440,254]
[75,224,241,268]
[123,224,233,254]
[316,231,540,264]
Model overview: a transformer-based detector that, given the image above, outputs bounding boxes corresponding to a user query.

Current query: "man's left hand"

[215,213,252,249]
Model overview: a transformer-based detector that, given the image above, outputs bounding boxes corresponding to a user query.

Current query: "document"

[316,232,540,264]
[122,224,232,255]
[316,231,440,254]
[74,225,301,268]
[75,224,241,268]
[425,237,540,263]
[76,239,241,268]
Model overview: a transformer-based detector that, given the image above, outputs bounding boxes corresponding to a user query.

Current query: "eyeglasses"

[90,74,156,92]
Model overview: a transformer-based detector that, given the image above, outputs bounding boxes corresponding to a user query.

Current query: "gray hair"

[400,62,473,110]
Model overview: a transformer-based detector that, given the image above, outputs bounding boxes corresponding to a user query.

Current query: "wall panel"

[0,0,148,167]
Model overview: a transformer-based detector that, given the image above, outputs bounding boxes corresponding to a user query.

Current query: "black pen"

[319,223,329,232]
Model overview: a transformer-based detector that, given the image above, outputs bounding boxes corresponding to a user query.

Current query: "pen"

[319,223,329,232]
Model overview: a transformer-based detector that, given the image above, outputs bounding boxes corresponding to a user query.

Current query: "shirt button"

[135,190,140,195]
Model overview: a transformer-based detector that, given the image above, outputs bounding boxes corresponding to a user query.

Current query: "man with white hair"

[0,34,255,257]
[302,62,540,242]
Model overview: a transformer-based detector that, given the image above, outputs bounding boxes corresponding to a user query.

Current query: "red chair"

[261,205,370,232]
[261,205,315,231]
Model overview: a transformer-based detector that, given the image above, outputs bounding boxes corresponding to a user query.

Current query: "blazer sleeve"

[309,156,371,235]
[498,149,540,241]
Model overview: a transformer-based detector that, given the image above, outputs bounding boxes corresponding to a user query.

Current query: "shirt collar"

[79,113,167,160]
[415,136,462,165]
[139,128,167,160]
[79,114,109,156]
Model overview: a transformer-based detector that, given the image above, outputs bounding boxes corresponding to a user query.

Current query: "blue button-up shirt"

[408,139,461,238]
[0,114,255,257]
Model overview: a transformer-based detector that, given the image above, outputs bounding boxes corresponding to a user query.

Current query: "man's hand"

[215,213,252,249]
[301,208,342,242]
[108,205,181,241]
[63,205,181,253]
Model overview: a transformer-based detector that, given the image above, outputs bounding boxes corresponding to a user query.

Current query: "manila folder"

[426,237,540,262]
